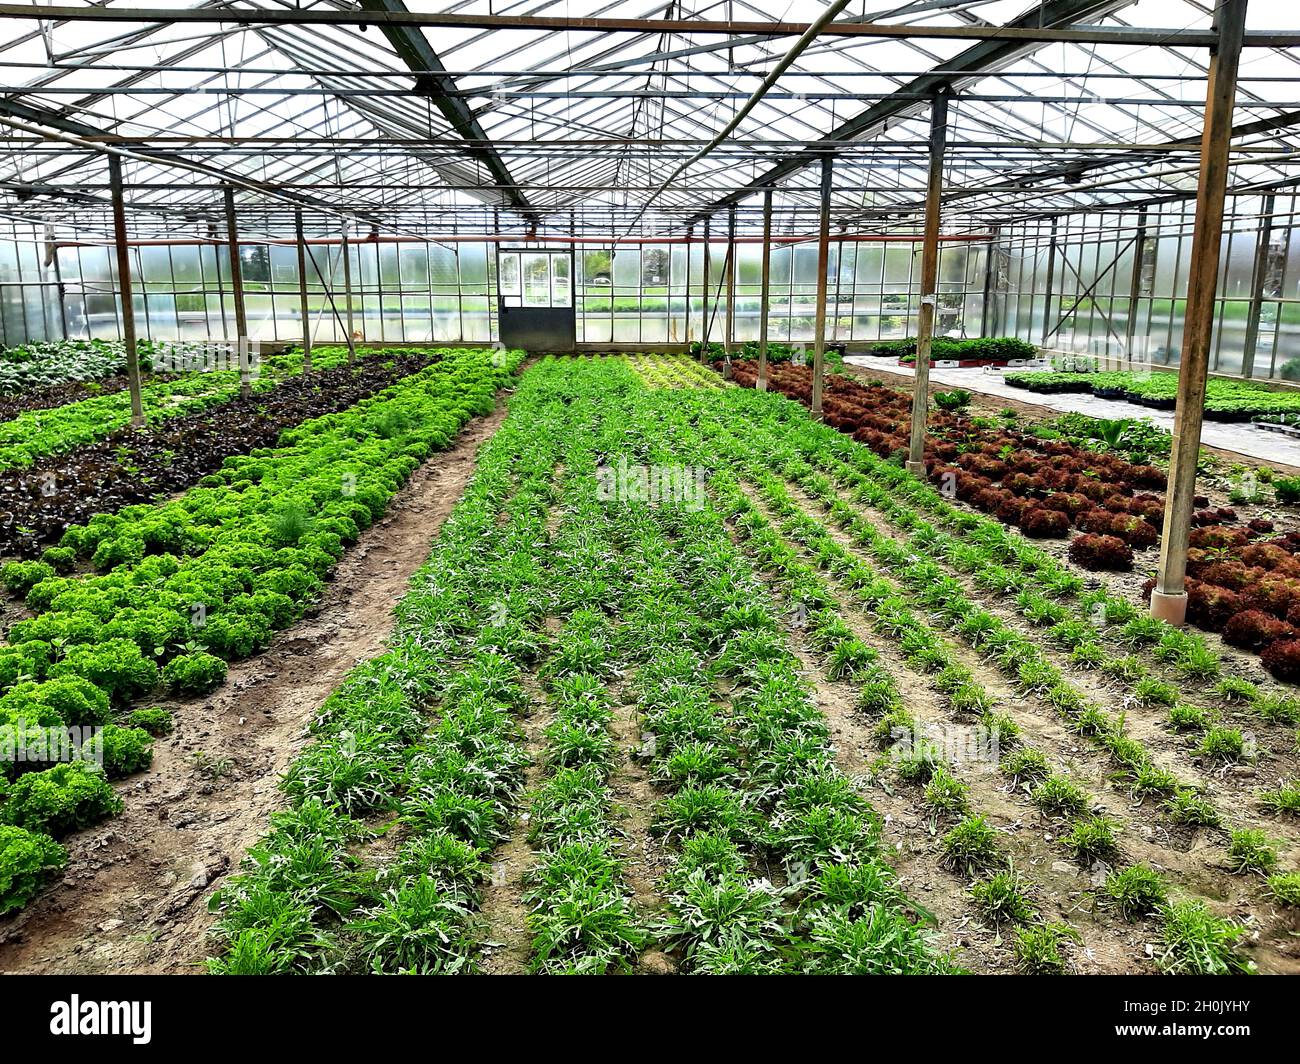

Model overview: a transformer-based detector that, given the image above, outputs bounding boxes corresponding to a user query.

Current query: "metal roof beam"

[353,0,538,223]
[686,0,1134,223]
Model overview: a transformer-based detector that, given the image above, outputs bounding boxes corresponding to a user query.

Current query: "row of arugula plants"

[628,377,1255,974]
[521,425,645,972]
[634,509,956,973]
[731,468,1264,972]
[713,462,1108,972]
[208,356,960,974]
[743,395,1300,779]
[708,389,1300,844]
[0,347,524,918]
[602,372,957,973]
[0,347,435,560]
[680,378,1290,969]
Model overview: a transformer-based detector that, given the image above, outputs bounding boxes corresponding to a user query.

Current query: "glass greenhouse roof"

[0,0,1295,241]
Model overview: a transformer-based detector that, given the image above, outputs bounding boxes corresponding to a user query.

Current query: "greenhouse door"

[496,247,575,351]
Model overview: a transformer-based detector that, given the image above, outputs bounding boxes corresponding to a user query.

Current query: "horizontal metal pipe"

[8,135,1284,151]
[0,6,1293,47]
[4,63,1261,81]
[50,232,995,248]
[0,86,1287,108]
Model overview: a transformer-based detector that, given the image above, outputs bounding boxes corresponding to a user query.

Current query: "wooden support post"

[757,187,773,392]
[108,155,144,428]
[222,186,252,397]
[341,225,357,363]
[48,227,70,341]
[295,208,312,373]
[1152,0,1247,625]
[811,154,832,419]
[1125,206,1149,368]
[1241,194,1275,380]
[979,225,999,339]
[701,218,711,358]
[684,223,693,347]
[832,230,845,342]
[906,92,949,475]
[724,205,736,374]
[1041,218,1059,347]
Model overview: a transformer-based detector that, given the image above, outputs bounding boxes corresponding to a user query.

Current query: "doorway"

[496,247,575,351]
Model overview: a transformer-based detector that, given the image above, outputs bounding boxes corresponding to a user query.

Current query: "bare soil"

[607,685,676,974]
[476,672,550,976]
[0,404,509,975]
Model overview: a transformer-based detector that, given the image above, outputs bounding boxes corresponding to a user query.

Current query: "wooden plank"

[811,155,832,418]
[108,155,144,429]
[725,205,736,369]
[295,207,312,373]
[906,94,949,474]
[758,187,773,392]
[1151,0,1248,625]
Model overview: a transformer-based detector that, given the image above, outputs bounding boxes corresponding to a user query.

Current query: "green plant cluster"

[627,353,722,389]
[210,352,564,973]
[690,339,846,367]
[0,823,67,914]
[0,347,524,916]
[1036,412,1172,464]
[933,389,973,412]
[209,355,954,975]
[0,338,224,396]
[865,336,1038,361]
[0,339,131,395]
[1007,368,1300,417]
[0,346,354,471]
[640,511,952,970]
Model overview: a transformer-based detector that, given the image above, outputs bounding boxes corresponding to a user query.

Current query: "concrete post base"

[756,377,767,392]
[905,460,927,477]
[1149,589,1188,626]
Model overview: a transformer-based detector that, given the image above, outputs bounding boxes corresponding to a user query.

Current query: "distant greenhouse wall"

[0,225,64,344]
[577,239,989,345]
[5,195,1300,378]
[991,192,1300,380]
[0,225,992,351]
[51,237,498,346]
